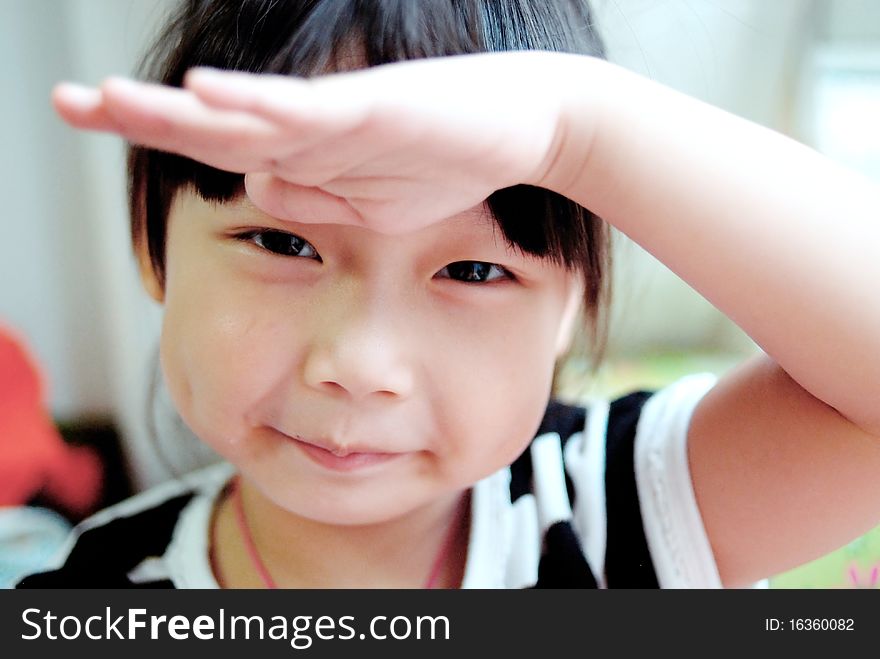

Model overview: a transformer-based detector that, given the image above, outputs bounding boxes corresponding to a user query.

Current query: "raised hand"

[52,51,585,234]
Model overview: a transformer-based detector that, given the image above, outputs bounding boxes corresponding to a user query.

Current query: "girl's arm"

[537,56,880,587]
[541,56,880,437]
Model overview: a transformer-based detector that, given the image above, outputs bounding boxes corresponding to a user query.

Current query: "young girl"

[19,0,880,589]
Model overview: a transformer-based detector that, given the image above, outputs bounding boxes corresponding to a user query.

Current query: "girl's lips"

[292,436,402,472]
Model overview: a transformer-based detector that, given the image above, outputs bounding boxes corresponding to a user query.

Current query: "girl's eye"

[238,230,320,260]
[435,261,512,284]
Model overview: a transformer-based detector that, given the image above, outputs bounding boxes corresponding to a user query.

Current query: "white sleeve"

[633,373,725,588]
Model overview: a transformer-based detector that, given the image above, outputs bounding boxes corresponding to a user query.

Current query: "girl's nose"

[302,300,415,402]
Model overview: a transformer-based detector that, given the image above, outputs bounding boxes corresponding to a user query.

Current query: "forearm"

[539,55,880,434]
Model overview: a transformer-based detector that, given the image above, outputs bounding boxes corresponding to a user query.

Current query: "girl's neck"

[210,477,470,589]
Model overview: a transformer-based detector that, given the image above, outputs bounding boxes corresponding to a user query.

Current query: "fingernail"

[186,67,227,85]
[54,82,95,99]
[101,76,142,95]
[52,82,100,106]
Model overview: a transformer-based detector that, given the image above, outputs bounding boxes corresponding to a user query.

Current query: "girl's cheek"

[437,328,555,470]
[161,291,286,439]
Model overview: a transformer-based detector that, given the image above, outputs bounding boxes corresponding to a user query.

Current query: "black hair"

[129,0,611,363]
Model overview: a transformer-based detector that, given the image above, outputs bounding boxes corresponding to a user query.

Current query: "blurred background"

[0,0,878,588]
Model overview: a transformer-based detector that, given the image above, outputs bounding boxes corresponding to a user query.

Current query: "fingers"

[245,173,365,227]
[53,77,293,172]
[52,73,376,177]
[51,83,121,132]
[184,68,369,132]
[98,77,281,168]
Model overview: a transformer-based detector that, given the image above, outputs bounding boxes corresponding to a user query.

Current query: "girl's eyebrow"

[224,195,269,217]
[211,195,300,227]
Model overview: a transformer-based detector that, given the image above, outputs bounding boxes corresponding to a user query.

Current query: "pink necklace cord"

[422,495,465,589]
[232,477,278,589]
[231,476,464,589]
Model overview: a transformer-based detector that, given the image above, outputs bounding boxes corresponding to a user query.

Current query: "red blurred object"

[0,323,102,515]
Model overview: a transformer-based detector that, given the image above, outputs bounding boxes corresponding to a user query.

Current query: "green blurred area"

[555,349,880,589]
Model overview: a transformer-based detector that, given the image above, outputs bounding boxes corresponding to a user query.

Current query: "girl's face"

[147,188,582,525]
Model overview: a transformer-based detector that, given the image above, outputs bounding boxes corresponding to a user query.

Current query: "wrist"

[524,53,609,198]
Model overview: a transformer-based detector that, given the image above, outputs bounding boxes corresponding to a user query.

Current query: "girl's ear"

[135,239,164,304]
[555,278,584,359]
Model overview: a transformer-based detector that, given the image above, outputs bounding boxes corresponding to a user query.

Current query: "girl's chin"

[253,480,429,527]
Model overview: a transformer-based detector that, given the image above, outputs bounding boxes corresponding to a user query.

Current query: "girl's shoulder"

[508,373,722,588]
[15,462,234,588]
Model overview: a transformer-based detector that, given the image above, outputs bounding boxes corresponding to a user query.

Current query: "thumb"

[244,173,365,226]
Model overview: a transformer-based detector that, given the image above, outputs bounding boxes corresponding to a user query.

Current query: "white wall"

[819,0,880,41]
[1,0,110,419]
[0,0,173,487]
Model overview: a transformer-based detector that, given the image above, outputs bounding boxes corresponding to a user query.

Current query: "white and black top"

[18,374,741,589]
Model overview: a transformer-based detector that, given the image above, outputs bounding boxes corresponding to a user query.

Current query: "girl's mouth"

[291,435,402,472]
